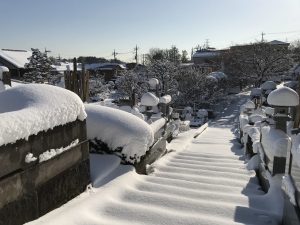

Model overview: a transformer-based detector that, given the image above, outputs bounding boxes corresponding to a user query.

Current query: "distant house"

[192,48,223,72]
[86,63,126,81]
[0,49,32,78]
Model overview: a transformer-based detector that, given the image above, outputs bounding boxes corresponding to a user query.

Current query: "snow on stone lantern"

[148,78,159,96]
[267,86,299,133]
[141,92,160,120]
[159,95,172,119]
[260,81,276,105]
[250,88,262,108]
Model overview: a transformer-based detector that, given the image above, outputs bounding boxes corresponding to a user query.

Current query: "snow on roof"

[267,86,299,106]
[0,49,32,68]
[268,40,289,45]
[0,84,86,146]
[192,50,220,58]
[207,71,227,80]
[141,92,159,106]
[52,63,82,72]
[85,105,154,163]
[85,63,127,70]
[260,81,277,91]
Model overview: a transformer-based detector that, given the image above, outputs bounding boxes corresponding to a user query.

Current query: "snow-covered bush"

[146,60,179,101]
[89,75,113,101]
[115,69,149,100]
[85,105,154,164]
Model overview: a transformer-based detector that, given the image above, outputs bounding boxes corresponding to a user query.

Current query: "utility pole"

[191,48,194,58]
[261,32,265,42]
[205,39,209,48]
[134,45,138,64]
[112,49,117,62]
[44,47,51,55]
[142,54,145,65]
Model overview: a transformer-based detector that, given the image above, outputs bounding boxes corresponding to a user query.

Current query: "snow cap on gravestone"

[148,78,159,90]
[267,86,299,107]
[141,92,159,106]
[260,81,276,91]
[244,100,255,109]
[0,66,9,80]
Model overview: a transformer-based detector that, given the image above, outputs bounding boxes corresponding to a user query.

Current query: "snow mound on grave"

[267,87,299,106]
[261,81,276,90]
[0,84,86,146]
[141,92,159,106]
[261,126,291,159]
[85,105,154,163]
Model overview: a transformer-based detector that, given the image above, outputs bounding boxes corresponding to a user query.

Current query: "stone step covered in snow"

[27,93,283,225]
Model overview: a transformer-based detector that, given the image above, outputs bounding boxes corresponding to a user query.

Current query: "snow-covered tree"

[224,41,293,87]
[23,48,54,83]
[89,74,114,101]
[146,60,179,101]
[115,69,149,100]
[175,67,223,107]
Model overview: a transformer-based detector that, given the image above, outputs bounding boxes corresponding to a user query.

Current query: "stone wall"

[0,120,90,225]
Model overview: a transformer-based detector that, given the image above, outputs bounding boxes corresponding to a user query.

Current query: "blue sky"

[1,0,300,62]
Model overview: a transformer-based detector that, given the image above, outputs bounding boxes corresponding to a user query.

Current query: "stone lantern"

[148,78,159,96]
[267,86,299,132]
[141,92,159,120]
[250,88,262,108]
[261,81,276,105]
[0,66,10,86]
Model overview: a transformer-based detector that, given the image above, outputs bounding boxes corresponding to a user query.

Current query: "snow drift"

[0,84,86,146]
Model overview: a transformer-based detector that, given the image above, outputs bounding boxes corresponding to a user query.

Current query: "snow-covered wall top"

[0,84,86,146]
[85,105,154,163]
[267,87,299,107]
[159,95,171,104]
[141,92,159,106]
[261,126,291,159]
[261,81,277,91]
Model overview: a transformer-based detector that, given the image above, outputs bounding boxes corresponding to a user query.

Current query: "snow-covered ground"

[26,92,283,225]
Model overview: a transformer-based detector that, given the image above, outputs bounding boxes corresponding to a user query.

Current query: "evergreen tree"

[23,48,53,83]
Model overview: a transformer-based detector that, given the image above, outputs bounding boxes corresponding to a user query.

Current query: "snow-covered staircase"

[28,94,283,225]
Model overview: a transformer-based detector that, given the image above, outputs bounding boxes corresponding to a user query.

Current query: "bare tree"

[224,41,293,87]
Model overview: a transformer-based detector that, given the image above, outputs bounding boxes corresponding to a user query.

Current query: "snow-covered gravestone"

[0,66,9,92]
[141,92,159,120]
[241,100,255,115]
[267,86,299,132]
[250,88,262,108]
[159,95,172,118]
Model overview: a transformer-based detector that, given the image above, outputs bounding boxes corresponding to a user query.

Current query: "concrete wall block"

[0,173,23,209]
[0,193,38,225]
[0,139,31,179]
[37,159,90,216]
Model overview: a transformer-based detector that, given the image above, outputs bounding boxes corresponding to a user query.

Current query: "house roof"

[268,40,289,45]
[0,49,32,68]
[192,50,220,58]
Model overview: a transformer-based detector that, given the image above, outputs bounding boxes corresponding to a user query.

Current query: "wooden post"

[294,78,300,128]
